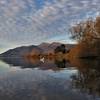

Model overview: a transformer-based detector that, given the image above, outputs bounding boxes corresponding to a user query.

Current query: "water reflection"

[0,57,41,68]
[70,58,100,97]
[0,57,71,70]
[0,57,100,100]
[55,59,66,68]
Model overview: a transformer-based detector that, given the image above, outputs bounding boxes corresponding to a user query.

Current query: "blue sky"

[0,0,100,53]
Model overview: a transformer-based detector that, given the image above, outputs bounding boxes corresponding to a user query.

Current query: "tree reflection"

[54,59,67,68]
[71,58,100,96]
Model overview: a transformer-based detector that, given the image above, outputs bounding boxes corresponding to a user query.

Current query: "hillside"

[0,45,43,57]
[39,42,75,54]
[0,42,75,57]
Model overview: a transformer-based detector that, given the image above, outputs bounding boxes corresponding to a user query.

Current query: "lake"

[0,57,100,100]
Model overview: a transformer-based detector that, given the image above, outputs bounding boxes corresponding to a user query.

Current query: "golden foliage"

[68,16,100,58]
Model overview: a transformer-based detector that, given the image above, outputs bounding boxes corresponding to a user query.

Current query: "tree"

[54,44,66,54]
[69,16,100,57]
[69,17,100,44]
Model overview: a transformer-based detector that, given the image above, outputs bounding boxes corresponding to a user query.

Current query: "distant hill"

[38,42,61,54]
[0,42,75,57]
[39,42,75,54]
[0,45,43,57]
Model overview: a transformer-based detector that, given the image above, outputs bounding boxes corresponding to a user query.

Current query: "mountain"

[38,42,60,54]
[0,42,75,57]
[39,42,75,54]
[0,45,43,57]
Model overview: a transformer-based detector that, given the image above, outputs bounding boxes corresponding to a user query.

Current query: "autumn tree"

[69,16,100,57]
[69,16,100,44]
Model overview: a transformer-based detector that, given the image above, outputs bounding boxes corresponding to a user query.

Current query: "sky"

[0,0,100,53]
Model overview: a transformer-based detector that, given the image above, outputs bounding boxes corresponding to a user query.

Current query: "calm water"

[0,57,100,100]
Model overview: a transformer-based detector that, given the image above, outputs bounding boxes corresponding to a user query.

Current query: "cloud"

[0,0,100,50]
